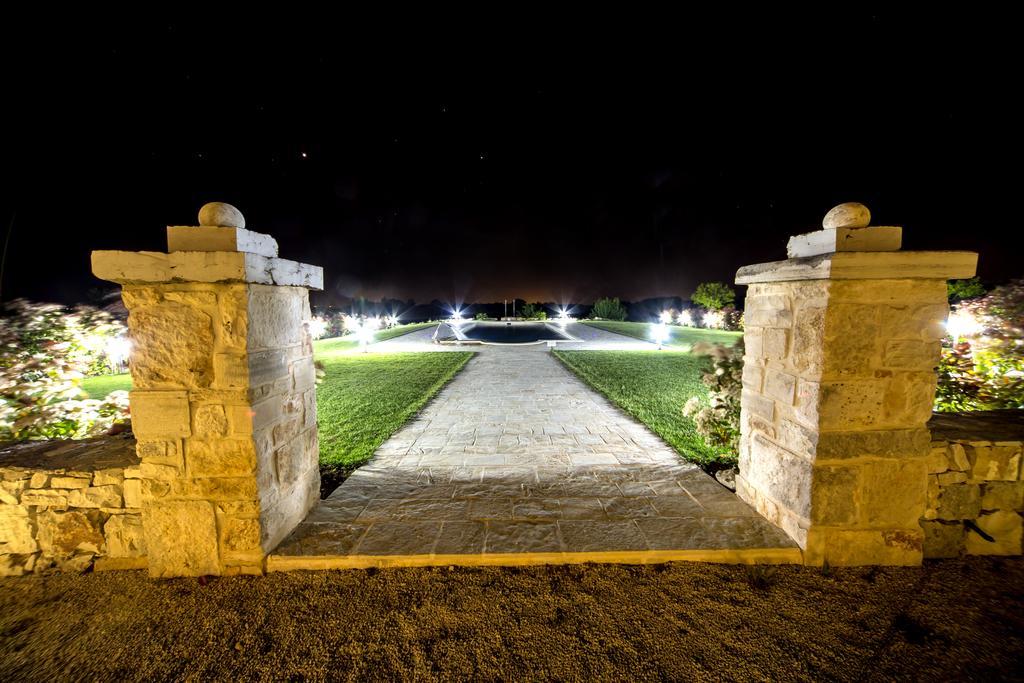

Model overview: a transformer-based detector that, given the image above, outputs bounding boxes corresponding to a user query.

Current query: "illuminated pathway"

[269,324,798,569]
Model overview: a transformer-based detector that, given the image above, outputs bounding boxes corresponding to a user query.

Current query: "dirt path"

[2,557,1022,681]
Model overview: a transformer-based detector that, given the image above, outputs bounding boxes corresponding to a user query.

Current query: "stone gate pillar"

[92,203,323,577]
[734,203,977,566]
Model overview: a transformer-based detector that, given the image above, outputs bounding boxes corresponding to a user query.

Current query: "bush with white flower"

[1,299,130,441]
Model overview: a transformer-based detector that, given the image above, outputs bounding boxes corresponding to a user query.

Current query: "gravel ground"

[2,557,1022,681]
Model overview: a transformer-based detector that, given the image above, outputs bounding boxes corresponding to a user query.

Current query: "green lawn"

[582,321,741,350]
[553,349,734,468]
[316,351,471,469]
[80,322,440,397]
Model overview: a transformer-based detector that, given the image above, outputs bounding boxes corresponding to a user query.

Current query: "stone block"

[736,252,976,285]
[130,391,192,439]
[221,515,262,553]
[762,328,789,360]
[166,225,279,258]
[927,446,949,474]
[67,485,123,509]
[879,303,949,342]
[193,404,229,437]
[123,479,142,508]
[968,444,1022,482]
[187,439,257,478]
[787,226,903,258]
[104,513,146,558]
[292,361,317,392]
[804,527,923,566]
[0,480,26,504]
[30,473,49,488]
[248,349,290,386]
[776,419,818,457]
[981,482,1024,511]
[741,393,775,423]
[816,429,930,461]
[809,465,859,525]
[818,381,884,429]
[791,307,826,376]
[127,303,215,389]
[964,511,1023,555]
[947,443,971,471]
[213,352,249,390]
[883,340,942,370]
[0,506,37,553]
[741,364,764,392]
[937,470,968,486]
[50,476,91,489]
[745,309,793,328]
[936,483,982,520]
[765,370,798,405]
[92,469,125,487]
[859,459,928,527]
[144,501,221,577]
[20,490,69,509]
[36,509,105,555]
[921,520,964,559]
[743,434,812,521]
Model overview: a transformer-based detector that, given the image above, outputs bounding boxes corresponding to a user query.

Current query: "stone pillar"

[734,202,978,566]
[91,203,324,577]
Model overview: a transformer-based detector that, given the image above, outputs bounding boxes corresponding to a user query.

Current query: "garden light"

[946,309,983,341]
[659,310,673,324]
[703,310,725,330]
[385,314,400,328]
[652,322,669,349]
[677,310,694,327]
[307,316,329,340]
[104,336,131,370]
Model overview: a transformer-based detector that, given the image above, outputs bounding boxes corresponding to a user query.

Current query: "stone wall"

[0,435,144,576]
[122,282,320,577]
[922,411,1023,557]
[736,278,949,565]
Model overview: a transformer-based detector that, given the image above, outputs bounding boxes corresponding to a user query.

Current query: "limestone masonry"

[735,203,980,565]
[89,204,324,577]
[1,435,143,576]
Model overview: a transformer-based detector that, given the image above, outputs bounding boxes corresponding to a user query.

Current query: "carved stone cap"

[736,251,977,285]
[91,250,324,290]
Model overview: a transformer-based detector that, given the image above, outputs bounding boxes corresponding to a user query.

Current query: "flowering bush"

[1,299,130,441]
[683,340,744,454]
[935,278,1024,411]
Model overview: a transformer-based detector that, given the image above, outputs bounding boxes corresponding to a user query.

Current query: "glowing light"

[385,314,400,328]
[659,310,674,324]
[946,309,983,341]
[342,314,381,351]
[677,310,694,327]
[703,310,725,330]
[557,308,573,325]
[307,316,329,340]
[651,323,669,348]
[104,336,131,369]
[450,308,464,325]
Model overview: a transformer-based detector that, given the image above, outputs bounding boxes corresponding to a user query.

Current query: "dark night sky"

[2,11,1020,309]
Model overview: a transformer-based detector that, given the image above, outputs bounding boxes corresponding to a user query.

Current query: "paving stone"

[560,520,649,552]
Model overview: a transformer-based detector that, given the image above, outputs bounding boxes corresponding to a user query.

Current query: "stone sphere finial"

[823,202,871,230]
[198,202,245,229]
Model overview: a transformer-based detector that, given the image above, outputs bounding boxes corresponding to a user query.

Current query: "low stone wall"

[0,434,144,576]
[923,411,1023,557]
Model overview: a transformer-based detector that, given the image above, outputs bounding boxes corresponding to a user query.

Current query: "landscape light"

[659,310,673,324]
[450,308,464,324]
[677,310,694,327]
[652,323,669,349]
[104,336,131,370]
[307,316,329,340]
[385,314,400,328]
[703,310,725,330]
[558,308,572,325]
[946,309,983,341]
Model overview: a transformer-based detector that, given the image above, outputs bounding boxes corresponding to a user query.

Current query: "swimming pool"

[435,321,576,345]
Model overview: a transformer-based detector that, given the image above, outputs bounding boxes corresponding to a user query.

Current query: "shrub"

[591,297,628,321]
[935,278,1024,411]
[475,312,490,321]
[1,299,131,440]
[691,282,736,311]
[683,340,744,453]
[947,277,986,303]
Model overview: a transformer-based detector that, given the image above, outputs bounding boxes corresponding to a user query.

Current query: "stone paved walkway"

[269,324,799,569]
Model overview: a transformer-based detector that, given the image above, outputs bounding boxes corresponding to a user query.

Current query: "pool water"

[458,322,574,344]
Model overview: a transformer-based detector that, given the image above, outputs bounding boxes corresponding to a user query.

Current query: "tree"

[591,297,628,321]
[947,277,986,303]
[691,282,736,311]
